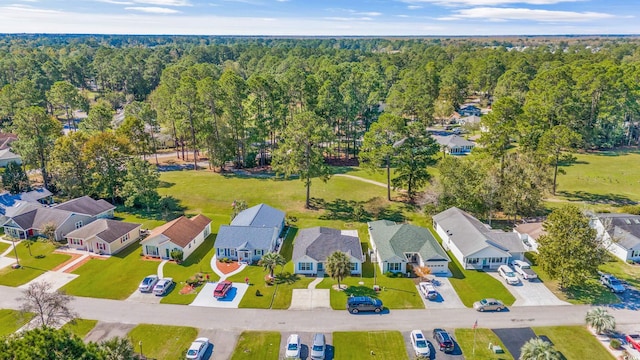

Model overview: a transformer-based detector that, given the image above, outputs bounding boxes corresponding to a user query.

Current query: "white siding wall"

[182,224,210,260]
[594,219,630,262]
[435,222,466,267]
[294,255,318,275]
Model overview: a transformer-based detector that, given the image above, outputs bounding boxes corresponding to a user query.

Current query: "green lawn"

[230,331,280,360]
[0,241,72,287]
[62,241,158,299]
[532,326,614,360]
[333,331,408,360]
[0,242,9,255]
[113,211,165,231]
[160,234,220,305]
[455,329,513,360]
[599,257,640,289]
[0,309,32,337]
[61,319,98,339]
[128,324,198,360]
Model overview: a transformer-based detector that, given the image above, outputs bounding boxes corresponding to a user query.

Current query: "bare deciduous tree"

[18,281,77,328]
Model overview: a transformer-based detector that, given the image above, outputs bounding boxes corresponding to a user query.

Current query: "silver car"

[152,278,174,296]
[473,298,505,312]
[310,333,326,360]
[138,275,159,293]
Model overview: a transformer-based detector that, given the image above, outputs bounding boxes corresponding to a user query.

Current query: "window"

[490,257,503,264]
[188,244,191,248]
[387,262,401,272]
[298,262,313,271]
[350,262,358,271]
[74,221,83,229]
[467,258,479,264]
[204,227,210,237]
[97,242,106,251]
[70,238,83,246]
[254,249,263,256]
[120,233,129,243]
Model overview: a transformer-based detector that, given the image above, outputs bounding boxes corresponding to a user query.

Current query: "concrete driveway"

[487,272,569,307]
[189,282,248,308]
[84,322,135,342]
[196,329,239,360]
[280,331,334,360]
[402,329,465,360]
[289,289,331,310]
[418,277,466,309]
[125,289,162,304]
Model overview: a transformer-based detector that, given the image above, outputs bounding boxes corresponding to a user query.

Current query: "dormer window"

[75,221,83,229]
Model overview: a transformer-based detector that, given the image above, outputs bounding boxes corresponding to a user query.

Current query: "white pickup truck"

[512,260,538,280]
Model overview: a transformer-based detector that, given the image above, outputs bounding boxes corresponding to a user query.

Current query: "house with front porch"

[140,214,211,260]
[54,196,115,219]
[592,213,640,263]
[433,134,476,155]
[367,220,451,275]
[2,207,94,241]
[292,227,363,276]
[65,219,141,255]
[433,207,525,270]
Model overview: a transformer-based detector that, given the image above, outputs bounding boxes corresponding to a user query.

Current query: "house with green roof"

[367,220,451,275]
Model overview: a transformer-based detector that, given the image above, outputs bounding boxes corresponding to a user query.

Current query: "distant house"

[141,214,212,260]
[0,148,21,167]
[367,220,451,275]
[513,222,546,252]
[448,112,462,124]
[54,196,115,219]
[65,219,141,255]
[215,203,285,263]
[3,207,94,241]
[459,115,481,126]
[458,105,481,117]
[433,207,525,270]
[433,135,476,155]
[0,133,17,150]
[292,227,363,276]
[592,213,640,263]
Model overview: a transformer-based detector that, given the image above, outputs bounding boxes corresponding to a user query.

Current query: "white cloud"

[132,0,190,5]
[357,11,382,16]
[441,7,615,22]
[125,6,180,13]
[97,0,134,4]
[2,4,62,14]
[403,0,582,5]
[407,5,423,9]
[324,17,374,21]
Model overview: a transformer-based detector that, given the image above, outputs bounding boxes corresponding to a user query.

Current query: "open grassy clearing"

[455,328,513,360]
[533,326,614,360]
[61,319,98,339]
[113,211,165,231]
[0,241,72,287]
[0,309,32,337]
[128,324,197,360]
[230,331,280,360]
[333,331,408,360]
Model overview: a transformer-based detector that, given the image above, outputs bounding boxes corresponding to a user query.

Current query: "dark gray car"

[310,333,326,359]
[347,296,383,314]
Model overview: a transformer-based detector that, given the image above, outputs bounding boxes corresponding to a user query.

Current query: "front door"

[165,248,170,259]
[317,262,323,271]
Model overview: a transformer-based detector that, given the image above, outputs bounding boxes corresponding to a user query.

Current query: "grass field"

[0,309,32,337]
[0,241,72,287]
[128,324,198,360]
[61,319,98,339]
[230,331,280,360]
[532,326,614,360]
[333,331,408,360]
[0,242,9,254]
[455,329,513,360]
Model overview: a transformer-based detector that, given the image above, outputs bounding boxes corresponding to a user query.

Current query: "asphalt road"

[2,285,639,333]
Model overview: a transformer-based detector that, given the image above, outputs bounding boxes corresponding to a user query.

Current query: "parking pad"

[125,289,162,304]
[487,272,569,306]
[189,282,248,308]
[492,327,536,359]
[289,289,331,310]
[418,277,466,309]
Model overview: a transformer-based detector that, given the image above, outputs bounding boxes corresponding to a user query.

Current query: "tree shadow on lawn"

[564,281,619,305]
[114,196,186,222]
[344,285,378,298]
[557,191,637,205]
[275,272,300,285]
[312,197,406,223]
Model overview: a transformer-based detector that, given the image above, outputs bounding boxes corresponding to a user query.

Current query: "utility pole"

[11,237,20,269]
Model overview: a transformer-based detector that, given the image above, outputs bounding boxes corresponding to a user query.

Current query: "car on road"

[310,333,326,360]
[347,296,383,314]
[213,280,233,298]
[418,282,438,300]
[185,337,209,360]
[152,278,174,296]
[432,328,455,353]
[285,334,301,359]
[138,275,159,293]
[410,330,430,358]
[627,334,640,352]
[600,274,626,293]
[512,260,537,280]
[498,265,520,285]
[473,298,505,312]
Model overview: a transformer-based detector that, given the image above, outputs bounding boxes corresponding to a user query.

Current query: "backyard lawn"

[230,331,280,360]
[533,326,614,360]
[61,319,98,339]
[128,324,198,360]
[455,328,513,360]
[62,241,158,299]
[332,331,408,360]
[0,309,32,337]
[0,241,72,287]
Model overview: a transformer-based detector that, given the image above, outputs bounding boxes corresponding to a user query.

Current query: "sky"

[0,0,637,36]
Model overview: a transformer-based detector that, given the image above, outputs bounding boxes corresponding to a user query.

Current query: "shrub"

[610,339,621,349]
[628,260,636,265]
[170,249,184,263]
[255,290,262,297]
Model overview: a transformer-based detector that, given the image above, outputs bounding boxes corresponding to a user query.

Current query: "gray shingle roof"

[432,135,476,148]
[10,207,73,230]
[215,225,276,250]
[292,227,364,262]
[231,203,285,228]
[432,207,525,257]
[596,213,640,249]
[54,196,115,217]
[65,219,141,244]
[367,220,450,263]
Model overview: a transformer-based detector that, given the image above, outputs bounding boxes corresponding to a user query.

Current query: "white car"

[285,334,300,358]
[138,275,159,292]
[498,265,519,285]
[418,282,438,300]
[185,337,209,360]
[410,330,431,358]
[152,278,174,296]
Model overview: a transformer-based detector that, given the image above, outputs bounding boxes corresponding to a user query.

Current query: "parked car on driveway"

[498,265,520,285]
[511,260,537,280]
[410,330,430,358]
[310,333,326,360]
[600,274,626,293]
[347,296,383,314]
[432,328,455,353]
[285,334,300,359]
[152,278,174,296]
[473,298,505,312]
[418,282,438,300]
[138,275,159,293]
[214,280,233,298]
[185,337,209,360]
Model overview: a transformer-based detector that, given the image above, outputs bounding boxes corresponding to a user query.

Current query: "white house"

[432,135,476,155]
[292,227,363,276]
[65,219,141,255]
[513,222,545,252]
[433,207,525,270]
[141,214,212,260]
[592,213,640,263]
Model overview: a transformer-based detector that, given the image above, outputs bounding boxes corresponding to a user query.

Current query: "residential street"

[1,285,639,333]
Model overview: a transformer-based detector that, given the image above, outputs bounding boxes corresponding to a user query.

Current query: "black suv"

[433,328,455,353]
[347,296,383,314]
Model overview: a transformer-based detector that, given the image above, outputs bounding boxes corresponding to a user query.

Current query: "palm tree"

[585,307,616,334]
[258,252,286,278]
[325,251,351,290]
[519,338,562,360]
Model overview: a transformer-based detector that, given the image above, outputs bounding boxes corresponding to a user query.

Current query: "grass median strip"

[333,331,408,360]
[230,331,280,360]
[128,324,198,360]
[61,319,98,339]
[455,328,513,360]
[0,309,32,337]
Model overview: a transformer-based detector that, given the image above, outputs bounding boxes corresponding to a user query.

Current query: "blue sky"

[0,0,636,35]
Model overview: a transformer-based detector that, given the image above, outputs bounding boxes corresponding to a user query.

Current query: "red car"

[627,334,640,352]
[213,280,233,298]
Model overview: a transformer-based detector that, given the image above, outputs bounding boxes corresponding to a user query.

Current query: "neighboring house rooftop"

[459,115,481,125]
[147,214,211,248]
[65,219,140,244]
[215,225,277,250]
[432,135,476,148]
[596,213,640,249]
[368,220,450,262]
[433,207,525,256]
[0,188,51,215]
[231,203,285,228]
[8,207,74,230]
[0,133,17,150]
[514,222,546,240]
[0,148,20,162]
[293,227,364,262]
[54,196,115,217]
